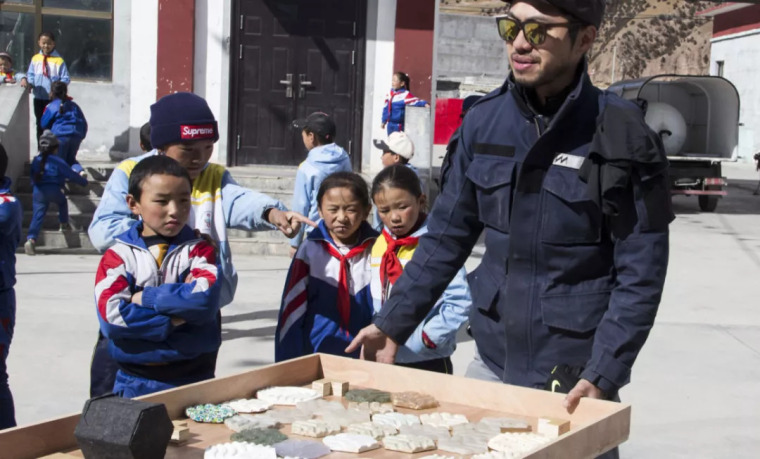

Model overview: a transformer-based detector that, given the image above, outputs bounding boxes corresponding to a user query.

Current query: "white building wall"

[127,0,158,157]
[195,0,232,165]
[710,30,760,160]
[362,0,397,175]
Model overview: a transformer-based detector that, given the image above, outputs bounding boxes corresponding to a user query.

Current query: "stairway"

[15,160,298,256]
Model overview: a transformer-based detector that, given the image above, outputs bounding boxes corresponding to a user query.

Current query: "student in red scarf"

[369,165,472,374]
[275,172,378,362]
[19,32,70,139]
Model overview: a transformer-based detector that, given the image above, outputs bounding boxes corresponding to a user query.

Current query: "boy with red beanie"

[88,92,314,396]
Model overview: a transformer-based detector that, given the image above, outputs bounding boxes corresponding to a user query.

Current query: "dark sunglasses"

[496,16,581,46]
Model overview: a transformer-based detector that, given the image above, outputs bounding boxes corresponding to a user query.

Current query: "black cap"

[292,112,336,141]
[39,130,60,151]
[502,0,606,29]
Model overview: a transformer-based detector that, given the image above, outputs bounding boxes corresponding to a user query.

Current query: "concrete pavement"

[6,162,760,457]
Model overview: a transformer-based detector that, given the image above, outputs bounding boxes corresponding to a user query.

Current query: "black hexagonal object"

[74,394,173,459]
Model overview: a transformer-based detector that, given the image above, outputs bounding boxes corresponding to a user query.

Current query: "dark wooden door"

[230,0,365,167]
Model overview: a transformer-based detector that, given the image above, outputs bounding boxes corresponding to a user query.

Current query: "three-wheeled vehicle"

[608,75,740,212]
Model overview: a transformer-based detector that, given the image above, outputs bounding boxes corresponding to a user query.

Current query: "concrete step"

[22,210,93,232]
[15,177,108,197]
[17,230,97,254]
[229,237,291,257]
[227,165,298,192]
[22,161,116,181]
[16,193,101,214]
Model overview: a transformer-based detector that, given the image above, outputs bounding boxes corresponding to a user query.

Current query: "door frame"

[227,0,367,169]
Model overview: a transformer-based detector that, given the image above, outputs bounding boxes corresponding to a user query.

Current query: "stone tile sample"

[256,387,322,405]
[320,409,370,427]
[225,399,271,413]
[185,404,236,423]
[230,427,288,446]
[371,412,421,428]
[224,414,280,432]
[398,423,451,441]
[347,401,394,413]
[203,441,277,459]
[419,412,469,429]
[345,421,399,439]
[291,419,342,438]
[273,439,331,459]
[344,389,392,403]
[487,432,551,455]
[391,391,439,410]
[480,416,532,433]
[381,433,436,453]
[322,433,381,453]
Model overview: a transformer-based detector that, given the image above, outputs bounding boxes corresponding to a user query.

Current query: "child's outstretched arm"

[95,249,173,342]
[289,167,311,249]
[404,92,429,108]
[51,155,87,186]
[139,241,221,324]
[275,251,311,362]
[405,266,472,360]
[221,170,287,231]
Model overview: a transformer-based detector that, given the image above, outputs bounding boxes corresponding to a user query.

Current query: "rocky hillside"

[439,0,715,87]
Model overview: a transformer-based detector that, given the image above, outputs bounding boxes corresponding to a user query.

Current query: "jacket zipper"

[119,239,196,286]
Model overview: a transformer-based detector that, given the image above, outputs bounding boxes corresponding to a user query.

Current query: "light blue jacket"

[370,221,472,363]
[88,151,287,306]
[290,143,352,248]
[21,50,70,100]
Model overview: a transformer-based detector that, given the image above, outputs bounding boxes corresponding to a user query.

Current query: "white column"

[129,0,158,153]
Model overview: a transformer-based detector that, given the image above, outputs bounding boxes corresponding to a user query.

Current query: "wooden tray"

[0,354,630,458]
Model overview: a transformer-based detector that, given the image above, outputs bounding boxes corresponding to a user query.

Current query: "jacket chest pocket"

[465,157,516,233]
[541,166,601,244]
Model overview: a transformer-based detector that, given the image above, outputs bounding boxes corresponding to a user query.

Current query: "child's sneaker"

[24,239,36,256]
[79,170,87,179]
[59,222,72,232]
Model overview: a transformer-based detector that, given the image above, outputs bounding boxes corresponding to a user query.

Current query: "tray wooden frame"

[0,354,630,458]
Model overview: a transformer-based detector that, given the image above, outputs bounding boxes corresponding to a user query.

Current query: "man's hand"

[563,378,604,414]
[345,324,399,364]
[20,77,28,88]
[193,229,219,254]
[267,209,317,239]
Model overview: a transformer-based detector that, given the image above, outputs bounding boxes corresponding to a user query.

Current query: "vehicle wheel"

[698,195,719,212]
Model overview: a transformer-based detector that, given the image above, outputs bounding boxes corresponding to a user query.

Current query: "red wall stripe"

[393,0,436,102]
[156,0,195,99]
[713,4,760,38]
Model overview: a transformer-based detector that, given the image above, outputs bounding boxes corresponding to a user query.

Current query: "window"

[0,0,113,81]
[716,60,725,77]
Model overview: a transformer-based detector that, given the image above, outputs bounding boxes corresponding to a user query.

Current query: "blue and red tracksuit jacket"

[382,88,428,130]
[275,221,378,362]
[94,224,221,367]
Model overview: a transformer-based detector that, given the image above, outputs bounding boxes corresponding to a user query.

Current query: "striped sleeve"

[404,92,428,107]
[140,241,221,324]
[94,249,172,341]
[275,254,311,362]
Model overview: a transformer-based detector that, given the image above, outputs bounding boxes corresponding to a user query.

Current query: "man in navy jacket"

[349,0,672,431]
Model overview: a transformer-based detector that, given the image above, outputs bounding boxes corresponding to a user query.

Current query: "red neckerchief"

[380,229,419,289]
[42,53,49,78]
[321,238,374,335]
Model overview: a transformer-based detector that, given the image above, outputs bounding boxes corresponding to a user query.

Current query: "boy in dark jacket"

[94,155,221,398]
[0,143,22,428]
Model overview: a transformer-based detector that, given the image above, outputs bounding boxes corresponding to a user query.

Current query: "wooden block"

[170,424,190,444]
[40,454,79,458]
[172,420,188,428]
[330,380,349,396]
[311,379,333,396]
[537,417,570,438]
